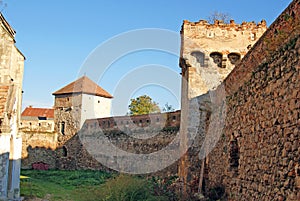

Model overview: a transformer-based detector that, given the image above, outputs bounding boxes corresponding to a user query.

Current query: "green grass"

[20,170,172,201]
[20,169,114,201]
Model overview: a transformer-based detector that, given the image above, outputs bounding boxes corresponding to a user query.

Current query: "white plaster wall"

[0,135,10,199]
[80,94,111,127]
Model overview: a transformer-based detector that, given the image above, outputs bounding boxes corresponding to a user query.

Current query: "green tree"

[128,95,160,115]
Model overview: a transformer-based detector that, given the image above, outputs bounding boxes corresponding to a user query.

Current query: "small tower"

[180,19,267,98]
[52,76,113,145]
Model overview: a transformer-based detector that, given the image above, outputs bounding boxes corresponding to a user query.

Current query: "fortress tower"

[180,19,267,98]
[52,76,113,146]
[178,19,267,196]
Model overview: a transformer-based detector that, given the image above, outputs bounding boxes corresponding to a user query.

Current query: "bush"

[97,174,168,201]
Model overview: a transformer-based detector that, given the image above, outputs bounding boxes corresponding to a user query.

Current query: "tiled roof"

[52,76,113,98]
[0,85,9,118]
[21,107,54,118]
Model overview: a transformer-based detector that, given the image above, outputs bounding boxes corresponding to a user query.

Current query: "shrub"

[97,174,168,201]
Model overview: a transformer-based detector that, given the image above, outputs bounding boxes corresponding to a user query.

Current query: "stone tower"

[180,19,267,98]
[52,76,113,146]
[178,19,267,197]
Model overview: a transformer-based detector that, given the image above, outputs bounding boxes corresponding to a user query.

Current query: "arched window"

[191,51,205,67]
[210,52,223,68]
[228,53,241,65]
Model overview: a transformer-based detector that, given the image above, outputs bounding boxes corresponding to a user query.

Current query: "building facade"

[0,13,25,200]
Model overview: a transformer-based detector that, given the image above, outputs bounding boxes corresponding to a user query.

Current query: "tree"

[207,11,231,24]
[162,102,175,112]
[128,95,161,115]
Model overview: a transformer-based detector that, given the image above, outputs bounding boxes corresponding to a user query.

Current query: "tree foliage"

[128,95,160,115]
[207,11,231,24]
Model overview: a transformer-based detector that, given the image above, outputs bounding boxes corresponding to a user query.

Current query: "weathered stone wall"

[54,94,82,147]
[21,111,183,175]
[20,119,55,133]
[205,0,300,200]
[180,19,266,97]
[21,132,57,159]
[178,15,267,199]
[0,13,25,200]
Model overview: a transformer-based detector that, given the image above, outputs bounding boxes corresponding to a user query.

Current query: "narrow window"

[250,33,256,40]
[62,146,68,157]
[229,138,239,171]
[61,121,65,135]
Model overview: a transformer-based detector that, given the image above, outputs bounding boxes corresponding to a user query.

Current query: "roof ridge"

[52,76,113,98]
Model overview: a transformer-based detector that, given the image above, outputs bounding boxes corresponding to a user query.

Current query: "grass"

[20,170,172,201]
[20,169,114,201]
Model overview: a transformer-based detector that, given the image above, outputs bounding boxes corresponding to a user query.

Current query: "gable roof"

[52,76,113,98]
[21,107,54,118]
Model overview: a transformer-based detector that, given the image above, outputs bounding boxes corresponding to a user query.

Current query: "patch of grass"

[20,169,114,201]
[20,170,173,201]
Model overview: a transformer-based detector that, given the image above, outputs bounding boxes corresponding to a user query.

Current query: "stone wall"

[180,18,266,97]
[0,13,25,200]
[54,94,82,147]
[21,111,183,175]
[205,0,300,200]
[178,14,267,199]
[20,119,55,133]
[21,132,57,160]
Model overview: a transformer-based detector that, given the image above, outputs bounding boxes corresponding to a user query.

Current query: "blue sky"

[2,0,292,115]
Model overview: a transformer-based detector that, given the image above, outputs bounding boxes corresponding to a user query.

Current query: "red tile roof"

[52,76,113,98]
[21,107,54,118]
